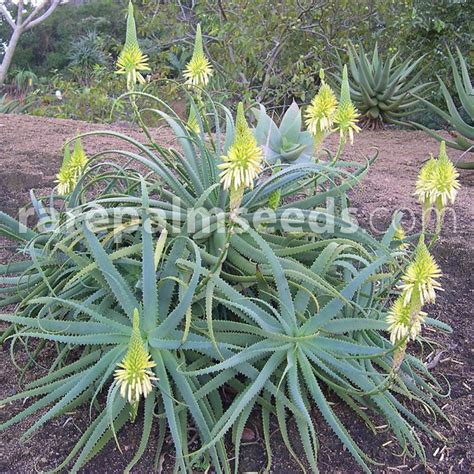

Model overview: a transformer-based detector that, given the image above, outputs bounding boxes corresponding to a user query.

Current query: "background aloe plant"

[412,47,473,169]
[334,42,431,130]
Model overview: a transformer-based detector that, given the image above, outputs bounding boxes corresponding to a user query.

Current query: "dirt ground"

[0,113,473,473]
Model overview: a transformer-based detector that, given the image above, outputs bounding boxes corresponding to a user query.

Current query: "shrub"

[29,67,124,122]
[68,30,111,85]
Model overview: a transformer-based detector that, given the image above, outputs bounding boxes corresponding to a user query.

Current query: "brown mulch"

[0,113,473,473]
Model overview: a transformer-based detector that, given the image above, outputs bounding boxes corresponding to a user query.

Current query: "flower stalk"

[388,236,442,369]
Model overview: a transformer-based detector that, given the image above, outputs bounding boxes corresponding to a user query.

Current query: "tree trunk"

[0,27,22,87]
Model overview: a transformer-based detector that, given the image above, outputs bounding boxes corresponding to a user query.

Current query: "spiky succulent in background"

[413,47,473,169]
[116,2,150,90]
[334,42,431,129]
[253,101,314,164]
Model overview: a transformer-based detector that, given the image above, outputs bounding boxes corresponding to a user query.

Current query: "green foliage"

[0,85,452,471]
[68,31,111,77]
[389,0,473,113]
[0,4,458,472]
[0,93,36,114]
[1,0,125,76]
[412,47,474,169]
[29,67,123,122]
[333,42,431,129]
[3,0,471,124]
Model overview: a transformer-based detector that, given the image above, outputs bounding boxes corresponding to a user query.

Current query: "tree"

[0,0,61,86]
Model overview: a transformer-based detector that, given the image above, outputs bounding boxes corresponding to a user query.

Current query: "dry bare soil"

[0,114,473,473]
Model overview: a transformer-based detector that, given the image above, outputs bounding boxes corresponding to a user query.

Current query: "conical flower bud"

[333,65,361,144]
[116,2,150,90]
[114,309,157,406]
[55,138,88,195]
[183,24,213,87]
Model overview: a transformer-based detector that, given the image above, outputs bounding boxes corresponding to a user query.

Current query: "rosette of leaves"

[0,193,232,472]
[334,42,431,129]
[412,47,473,169]
[0,90,452,472]
[177,224,451,473]
[252,101,314,164]
[2,8,454,471]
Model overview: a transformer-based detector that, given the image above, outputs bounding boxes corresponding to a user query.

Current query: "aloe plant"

[252,102,314,164]
[412,47,473,169]
[0,211,230,472]
[0,91,453,472]
[0,8,455,473]
[334,42,431,129]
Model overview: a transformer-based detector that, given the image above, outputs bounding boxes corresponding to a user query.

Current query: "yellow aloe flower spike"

[333,65,361,145]
[55,139,88,195]
[116,2,150,90]
[183,24,213,88]
[399,237,442,307]
[414,154,437,208]
[305,69,338,137]
[70,137,88,174]
[114,309,157,414]
[415,141,460,210]
[386,296,427,344]
[218,103,263,210]
[55,145,76,195]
